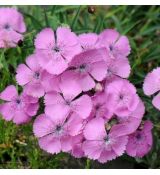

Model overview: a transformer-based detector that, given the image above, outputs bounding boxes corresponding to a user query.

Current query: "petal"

[79,74,95,91]
[70,48,107,67]
[24,102,39,116]
[90,61,107,81]
[36,51,51,70]
[45,92,70,123]
[143,68,160,96]
[24,83,45,98]
[59,71,82,100]
[0,103,14,121]
[21,93,38,103]
[33,114,55,138]
[39,135,61,154]
[98,150,117,163]
[71,95,92,119]
[113,58,131,78]
[78,33,98,50]
[82,140,104,160]
[13,110,30,125]
[111,135,128,156]
[61,136,72,152]
[126,135,138,157]
[34,28,55,50]
[99,29,119,45]
[65,113,84,136]
[57,27,78,47]
[45,105,70,124]
[45,55,68,75]
[0,85,17,101]
[44,92,64,106]
[143,120,153,133]
[152,93,160,110]
[61,44,81,63]
[26,54,41,71]
[115,35,131,57]
[41,71,60,93]
[16,64,32,86]
[130,98,145,120]
[72,143,84,158]
[83,117,106,140]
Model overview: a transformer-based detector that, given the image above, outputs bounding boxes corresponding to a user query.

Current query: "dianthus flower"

[0,85,39,124]
[0,8,26,48]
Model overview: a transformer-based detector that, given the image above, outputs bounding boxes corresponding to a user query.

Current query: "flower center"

[95,104,101,110]
[56,125,62,132]
[109,45,113,51]
[54,125,64,136]
[33,72,40,80]
[53,46,60,52]
[65,100,71,106]
[79,64,87,72]
[4,24,11,31]
[16,99,21,104]
[119,94,124,100]
[104,136,111,145]
[136,133,142,141]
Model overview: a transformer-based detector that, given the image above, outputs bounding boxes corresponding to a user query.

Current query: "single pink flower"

[16,54,55,98]
[44,72,92,120]
[34,27,81,75]
[78,33,98,51]
[67,48,108,91]
[33,113,85,154]
[0,85,39,124]
[126,120,153,158]
[105,79,139,117]
[143,67,160,110]
[83,117,128,163]
[0,8,26,48]
[98,29,131,59]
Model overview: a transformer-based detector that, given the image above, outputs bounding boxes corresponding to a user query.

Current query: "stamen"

[4,24,11,30]
[54,46,60,52]
[16,99,21,105]
[34,72,40,80]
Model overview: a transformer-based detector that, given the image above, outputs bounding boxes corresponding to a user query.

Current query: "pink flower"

[105,79,139,117]
[67,48,108,91]
[0,85,39,124]
[34,27,81,75]
[143,67,160,110]
[0,8,26,48]
[33,113,85,154]
[126,120,153,158]
[44,72,92,120]
[98,29,131,59]
[78,33,98,51]
[16,54,49,98]
[91,92,113,120]
[83,117,128,163]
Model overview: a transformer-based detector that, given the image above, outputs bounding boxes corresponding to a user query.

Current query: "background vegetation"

[0,5,160,169]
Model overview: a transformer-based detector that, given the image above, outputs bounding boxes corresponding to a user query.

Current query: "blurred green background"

[0,5,160,169]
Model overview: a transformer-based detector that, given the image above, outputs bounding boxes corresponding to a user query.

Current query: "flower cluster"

[0,7,153,163]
